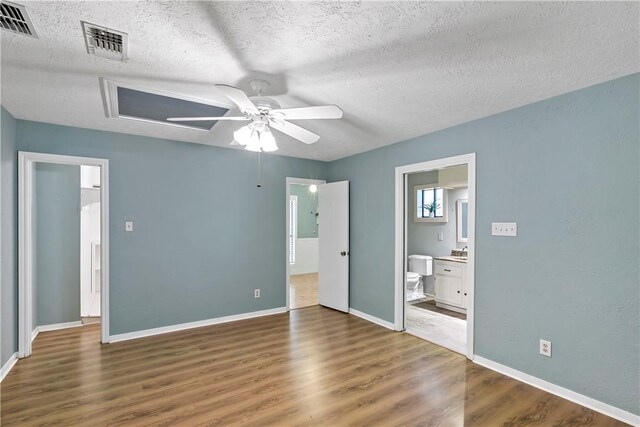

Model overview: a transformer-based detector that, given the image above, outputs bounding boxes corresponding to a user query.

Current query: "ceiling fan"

[167,79,343,152]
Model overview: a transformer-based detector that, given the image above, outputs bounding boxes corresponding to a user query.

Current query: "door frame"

[394,153,476,359]
[18,151,110,357]
[285,177,325,311]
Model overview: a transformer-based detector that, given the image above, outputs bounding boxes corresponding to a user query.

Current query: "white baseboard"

[474,356,639,426]
[1,352,18,382]
[109,307,288,343]
[37,321,83,332]
[31,328,39,342]
[349,308,396,330]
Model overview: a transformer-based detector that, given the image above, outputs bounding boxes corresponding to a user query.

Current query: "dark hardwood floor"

[0,306,626,426]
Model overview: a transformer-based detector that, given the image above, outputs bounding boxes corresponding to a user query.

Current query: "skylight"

[101,79,231,131]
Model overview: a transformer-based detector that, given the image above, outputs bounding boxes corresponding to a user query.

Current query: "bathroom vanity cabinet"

[434,259,467,313]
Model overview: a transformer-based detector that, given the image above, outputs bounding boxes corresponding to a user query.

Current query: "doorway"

[286,178,325,310]
[80,165,101,322]
[394,154,476,359]
[18,152,109,358]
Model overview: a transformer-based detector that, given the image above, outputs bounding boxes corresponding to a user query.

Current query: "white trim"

[474,356,640,426]
[349,308,395,330]
[0,121,2,379]
[285,177,326,311]
[37,321,84,333]
[394,153,477,359]
[0,352,19,382]
[100,158,110,344]
[110,307,288,343]
[289,195,298,264]
[18,151,110,358]
[31,328,39,343]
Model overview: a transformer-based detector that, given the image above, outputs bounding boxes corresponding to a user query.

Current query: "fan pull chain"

[256,151,262,188]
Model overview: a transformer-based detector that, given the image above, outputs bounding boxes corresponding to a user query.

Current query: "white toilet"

[406,254,433,301]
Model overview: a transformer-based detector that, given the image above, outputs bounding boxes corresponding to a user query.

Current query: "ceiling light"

[233,123,279,152]
[233,125,252,146]
[259,128,278,152]
[309,184,318,193]
[245,135,261,152]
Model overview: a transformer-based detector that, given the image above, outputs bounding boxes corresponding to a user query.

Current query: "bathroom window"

[415,185,447,223]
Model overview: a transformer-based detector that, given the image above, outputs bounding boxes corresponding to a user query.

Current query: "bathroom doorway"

[394,154,476,359]
[286,177,325,310]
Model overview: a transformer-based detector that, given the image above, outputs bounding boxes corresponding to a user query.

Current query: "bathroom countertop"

[433,256,468,264]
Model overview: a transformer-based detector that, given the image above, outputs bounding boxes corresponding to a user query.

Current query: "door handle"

[340,251,347,256]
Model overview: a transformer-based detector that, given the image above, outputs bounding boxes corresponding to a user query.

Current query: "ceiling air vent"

[0,1,38,38]
[82,21,128,62]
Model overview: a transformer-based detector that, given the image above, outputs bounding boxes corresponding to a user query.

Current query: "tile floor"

[406,300,466,354]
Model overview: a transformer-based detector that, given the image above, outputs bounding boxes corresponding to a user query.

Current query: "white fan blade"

[271,105,343,120]
[166,116,249,122]
[270,120,320,144]
[215,84,260,115]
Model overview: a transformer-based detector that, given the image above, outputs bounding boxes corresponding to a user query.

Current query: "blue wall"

[1,107,17,367]
[328,73,639,415]
[34,163,81,326]
[1,74,637,416]
[290,184,318,238]
[16,122,327,335]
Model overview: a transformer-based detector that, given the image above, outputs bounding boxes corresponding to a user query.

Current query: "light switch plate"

[125,221,133,232]
[492,222,517,236]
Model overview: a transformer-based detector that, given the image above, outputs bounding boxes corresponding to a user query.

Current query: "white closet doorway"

[80,165,101,319]
[18,152,110,358]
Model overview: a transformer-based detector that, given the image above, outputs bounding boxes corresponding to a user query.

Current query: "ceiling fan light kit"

[234,121,278,152]
[167,79,344,153]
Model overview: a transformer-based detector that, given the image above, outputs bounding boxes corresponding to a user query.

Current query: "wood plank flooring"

[0,306,626,426]
[290,273,318,309]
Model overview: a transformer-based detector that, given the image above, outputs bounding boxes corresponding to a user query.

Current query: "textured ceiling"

[1,1,638,161]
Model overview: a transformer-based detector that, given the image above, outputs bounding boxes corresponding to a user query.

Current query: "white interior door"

[318,181,349,312]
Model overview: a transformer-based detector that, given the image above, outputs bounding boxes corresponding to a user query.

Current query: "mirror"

[415,185,447,223]
[456,199,468,242]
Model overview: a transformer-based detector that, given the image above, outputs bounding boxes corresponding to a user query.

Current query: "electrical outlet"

[540,339,551,357]
[125,221,133,232]
[437,233,444,241]
[254,289,261,298]
[492,222,517,237]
